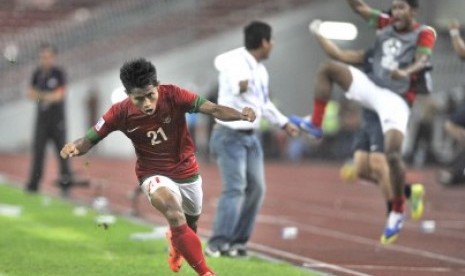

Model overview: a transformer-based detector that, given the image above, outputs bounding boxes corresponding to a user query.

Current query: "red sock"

[170,224,212,275]
[392,197,405,213]
[311,99,328,127]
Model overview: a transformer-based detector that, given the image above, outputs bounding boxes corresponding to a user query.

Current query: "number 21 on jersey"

[147,127,168,145]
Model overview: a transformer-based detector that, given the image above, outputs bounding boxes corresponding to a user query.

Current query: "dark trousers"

[448,148,465,185]
[26,112,72,192]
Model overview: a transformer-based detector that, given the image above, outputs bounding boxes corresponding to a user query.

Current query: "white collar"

[241,47,260,69]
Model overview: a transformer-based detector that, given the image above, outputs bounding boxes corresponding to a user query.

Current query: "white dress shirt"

[213,47,289,130]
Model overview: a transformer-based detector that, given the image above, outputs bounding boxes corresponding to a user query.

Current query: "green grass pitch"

[0,183,320,276]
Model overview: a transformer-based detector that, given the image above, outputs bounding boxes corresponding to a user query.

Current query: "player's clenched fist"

[240,107,256,122]
[60,143,80,159]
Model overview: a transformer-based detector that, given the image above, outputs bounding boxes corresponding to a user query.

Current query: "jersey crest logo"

[163,116,171,124]
[95,117,105,131]
[382,38,401,56]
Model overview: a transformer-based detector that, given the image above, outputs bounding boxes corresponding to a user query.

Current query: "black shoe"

[220,249,237,257]
[24,186,38,194]
[227,244,248,258]
[55,177,90,189]
[236,248,248,257]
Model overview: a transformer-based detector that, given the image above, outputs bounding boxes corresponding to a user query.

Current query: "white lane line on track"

[306,264,465,273]
[262,200,465,241]
[257,214,465,266]
[248,242,374,276]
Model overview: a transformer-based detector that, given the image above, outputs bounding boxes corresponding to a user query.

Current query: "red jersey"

[88,84,205,181]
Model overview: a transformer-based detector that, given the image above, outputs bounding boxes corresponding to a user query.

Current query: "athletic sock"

[392,197,405,213]
[386,200,393,215]
[403,183,411,199]
[170,224,212,275]
[311,99,328,127]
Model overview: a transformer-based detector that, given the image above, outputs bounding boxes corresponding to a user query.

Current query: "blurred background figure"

[438,19,465,186]
[206,21,299,258]
[25,43,73,196]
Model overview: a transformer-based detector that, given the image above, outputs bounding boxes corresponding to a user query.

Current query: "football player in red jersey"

[60,58,255,276]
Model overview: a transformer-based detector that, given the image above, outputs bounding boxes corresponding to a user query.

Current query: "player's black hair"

[244,21,271,50]
[120,58,158,93]
[401,0,418,9]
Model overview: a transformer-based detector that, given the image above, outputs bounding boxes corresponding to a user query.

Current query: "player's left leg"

[381,129,406,244]
[141,176,213,275]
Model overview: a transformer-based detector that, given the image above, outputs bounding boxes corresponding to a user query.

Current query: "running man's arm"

[449,19,465,59]
[314,32,365,65]
[347,0,375,22]
[198,100,256,122]
[391,26,436,80]
[391,54,429,80]
[60,136,95,159]
[61,104,119,159]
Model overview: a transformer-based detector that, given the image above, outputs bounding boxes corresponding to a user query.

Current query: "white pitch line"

[248,242,374,276]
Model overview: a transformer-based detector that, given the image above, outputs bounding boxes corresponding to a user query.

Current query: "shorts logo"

[95,117,105,131]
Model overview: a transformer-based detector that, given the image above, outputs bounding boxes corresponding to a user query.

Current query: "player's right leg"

[141,176,214,275]
[291,61,354,138]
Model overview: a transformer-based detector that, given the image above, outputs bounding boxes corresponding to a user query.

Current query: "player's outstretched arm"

[347,0,374,22]
[198,100,256,122]
[60,137,94,159]
[310,20,365,65]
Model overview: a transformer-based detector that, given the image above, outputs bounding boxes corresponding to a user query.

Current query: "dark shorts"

[450,105,465,128]
[353,109,384,153]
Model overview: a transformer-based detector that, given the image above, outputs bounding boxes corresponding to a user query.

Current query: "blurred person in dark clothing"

[438,20,465,186]
[25,43,73,196]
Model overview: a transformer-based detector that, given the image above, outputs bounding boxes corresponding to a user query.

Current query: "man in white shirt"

[206,21,299,257]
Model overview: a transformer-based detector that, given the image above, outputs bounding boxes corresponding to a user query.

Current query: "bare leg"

[368,152,393,203]
[311,61,354,127]
[354,150,393,214]
[353,151,373,181]
[314,61,354,99]
[384,129,406,212]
